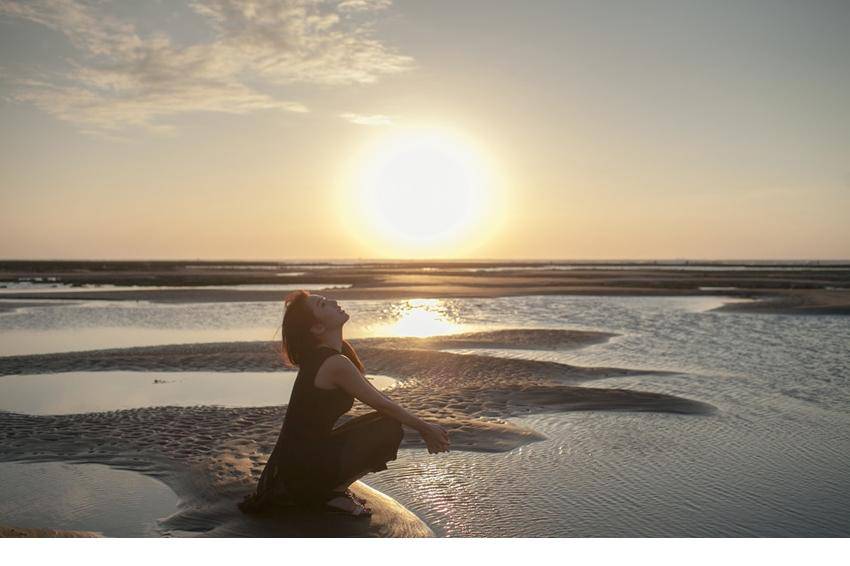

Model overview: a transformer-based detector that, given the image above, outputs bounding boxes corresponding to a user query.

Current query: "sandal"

[322,494,373,518]
[330,488,367,506]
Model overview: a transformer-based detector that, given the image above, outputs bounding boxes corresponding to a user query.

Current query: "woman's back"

[244,345,354,508]
[279,345,354,449]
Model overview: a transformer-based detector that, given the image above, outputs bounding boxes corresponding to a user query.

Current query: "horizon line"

[2,258,849,264]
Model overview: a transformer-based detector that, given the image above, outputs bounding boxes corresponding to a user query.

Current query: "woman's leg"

[321,413,403,515]
[330,412,404,491]
[333,473,367,493]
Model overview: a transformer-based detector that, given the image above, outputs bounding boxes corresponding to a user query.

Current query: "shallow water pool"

[0,461,179,537]
[0,371,397,415]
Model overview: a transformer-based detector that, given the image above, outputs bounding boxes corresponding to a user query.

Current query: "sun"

[345,128,504,257]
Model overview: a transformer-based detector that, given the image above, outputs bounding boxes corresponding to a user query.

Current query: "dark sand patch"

[0,301,76,314]
[2,263,848,315]
[359,328,617,351]
[0,525,101,537]
[0,329,618,377]
[713,289,850,315]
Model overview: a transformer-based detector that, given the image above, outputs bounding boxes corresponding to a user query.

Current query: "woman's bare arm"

[320,355,450,453]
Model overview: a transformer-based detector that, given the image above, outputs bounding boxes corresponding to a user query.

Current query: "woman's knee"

[376,416,404,445]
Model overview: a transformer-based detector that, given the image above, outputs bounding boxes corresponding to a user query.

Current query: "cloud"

[189,0,412,85]
[337,0,393,12]
[0,0,140,57]
[339,112,393,126]
[0,0,411,133]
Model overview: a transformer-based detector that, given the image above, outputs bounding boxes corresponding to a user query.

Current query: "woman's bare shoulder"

[315,353,360,389]
[320,353,360,374]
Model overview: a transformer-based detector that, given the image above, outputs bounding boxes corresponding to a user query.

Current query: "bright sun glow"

[367,299,466,337]
[345,128,504,258]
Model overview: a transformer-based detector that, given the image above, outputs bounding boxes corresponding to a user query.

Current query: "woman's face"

[306,294,349,332]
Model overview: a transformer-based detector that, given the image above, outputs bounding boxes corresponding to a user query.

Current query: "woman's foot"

[331,488,367,506]
[323,493,372,518]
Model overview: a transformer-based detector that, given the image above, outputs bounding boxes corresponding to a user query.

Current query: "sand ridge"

[711,289,850,315]
[0,329,714,455]
[0,328,714,537]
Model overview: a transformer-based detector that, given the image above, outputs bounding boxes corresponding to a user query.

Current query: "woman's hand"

[321,355,451,454]
[419,422,450,454]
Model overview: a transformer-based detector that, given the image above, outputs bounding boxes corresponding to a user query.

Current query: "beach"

[1,261,848,537]
[3,0,848,549]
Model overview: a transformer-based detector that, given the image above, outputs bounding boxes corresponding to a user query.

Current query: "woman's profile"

[240,290,450,517]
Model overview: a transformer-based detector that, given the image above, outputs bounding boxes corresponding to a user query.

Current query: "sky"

[1,0,848,260]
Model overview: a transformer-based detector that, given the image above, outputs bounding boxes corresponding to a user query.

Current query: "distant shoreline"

[2,259,849,266]
[1,260,848,315]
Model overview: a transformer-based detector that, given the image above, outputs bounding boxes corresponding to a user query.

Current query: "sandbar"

[0,328,717,536]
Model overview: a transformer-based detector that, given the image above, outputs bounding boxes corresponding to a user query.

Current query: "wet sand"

[0,525,101,537]
[0,329,714,536]
[712,288,850,315]
[0,404,432,537]
[3,261,838,535]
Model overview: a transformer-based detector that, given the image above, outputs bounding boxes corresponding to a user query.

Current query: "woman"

[240,290,450,517]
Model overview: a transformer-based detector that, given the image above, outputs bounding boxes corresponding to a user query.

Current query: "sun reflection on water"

[366,299,465,338]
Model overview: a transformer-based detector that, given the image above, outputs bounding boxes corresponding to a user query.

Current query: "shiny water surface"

[0,296,486,355]
[0,461,178,537]
[362,296,850,536]
[0,371,397,415]
[1,293,848,536]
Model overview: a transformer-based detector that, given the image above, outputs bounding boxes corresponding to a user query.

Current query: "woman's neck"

[318,331,343,353]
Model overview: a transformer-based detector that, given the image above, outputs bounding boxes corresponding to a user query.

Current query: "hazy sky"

[1,0,848,260]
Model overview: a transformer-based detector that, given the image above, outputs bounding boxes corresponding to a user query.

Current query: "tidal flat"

[1,261,848,536]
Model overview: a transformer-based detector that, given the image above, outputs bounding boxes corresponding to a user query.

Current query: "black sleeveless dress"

[240,345,403,511]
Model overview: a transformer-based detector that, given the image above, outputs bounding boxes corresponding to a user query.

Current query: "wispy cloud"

[339,112,393,126]
[0,0,411,134]
[338,0,393,13]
